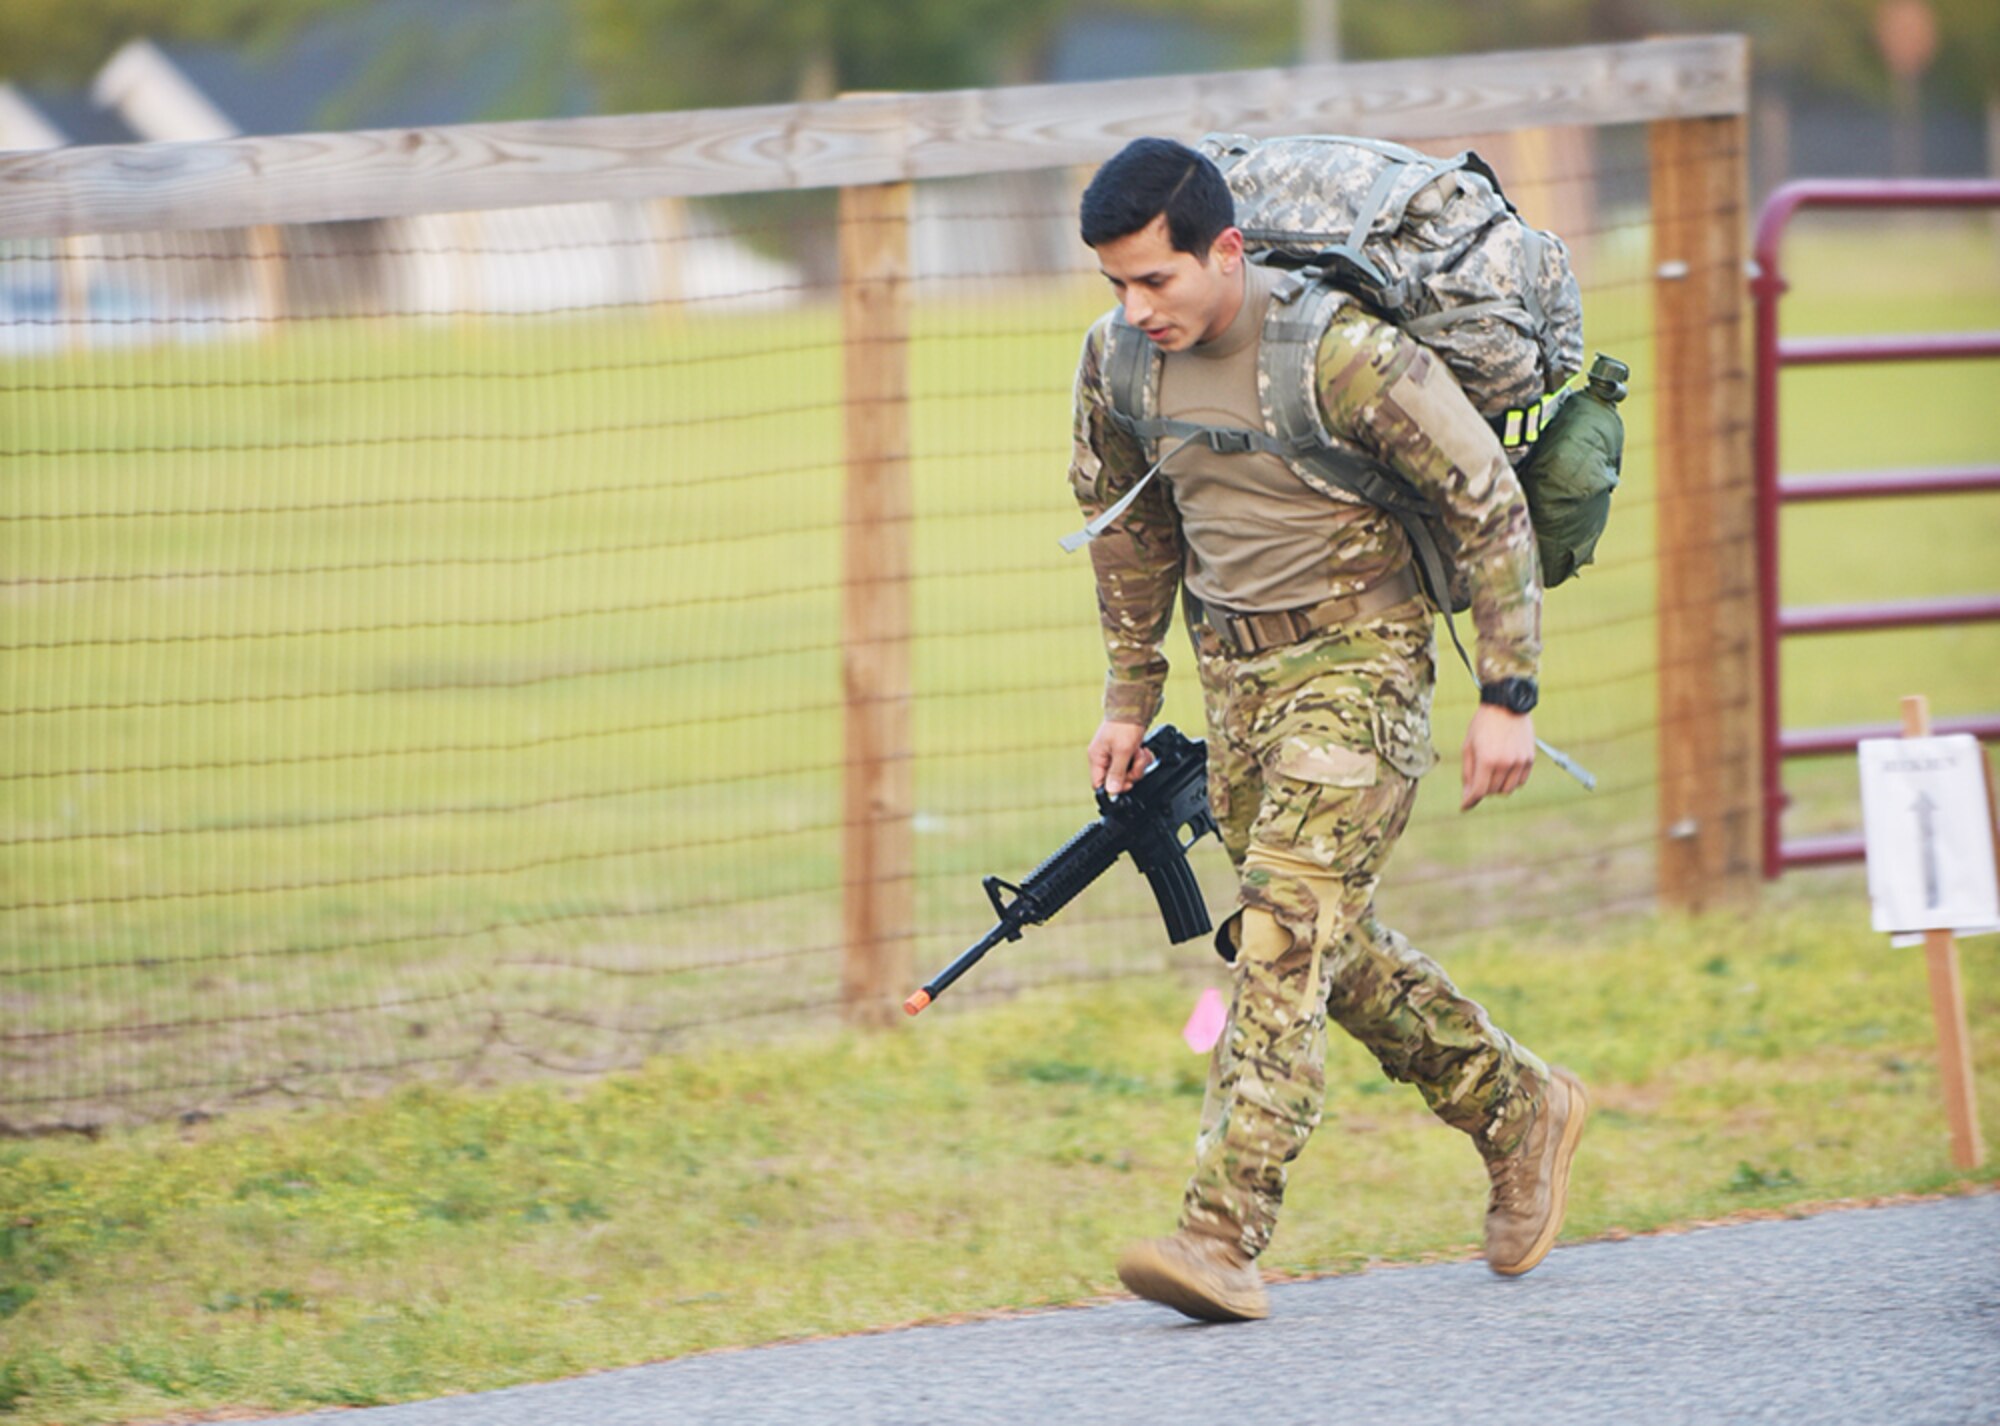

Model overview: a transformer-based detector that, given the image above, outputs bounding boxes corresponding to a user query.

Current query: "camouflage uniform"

[1070,293,1551,1261]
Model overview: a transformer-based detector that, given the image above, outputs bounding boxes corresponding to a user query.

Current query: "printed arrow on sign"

[1913,789,1940,910]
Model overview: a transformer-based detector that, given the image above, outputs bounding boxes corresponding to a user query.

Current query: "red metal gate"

[1752,179,2000,877]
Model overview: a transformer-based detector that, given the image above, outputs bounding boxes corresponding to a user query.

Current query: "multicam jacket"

[1068,289,1543,726]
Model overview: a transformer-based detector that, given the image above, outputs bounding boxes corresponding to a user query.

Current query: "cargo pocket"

[1370,693,1438,780]
[1271,736,1379,789]
[1257,733,1378,857]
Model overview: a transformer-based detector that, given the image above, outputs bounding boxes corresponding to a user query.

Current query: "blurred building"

[1,15,797,350]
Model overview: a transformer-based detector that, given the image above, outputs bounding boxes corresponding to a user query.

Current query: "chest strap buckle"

[1202,429,1261,455]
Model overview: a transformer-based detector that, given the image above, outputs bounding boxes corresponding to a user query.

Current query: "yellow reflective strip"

[1525,400,1541,443]
[1503,409,1524,446]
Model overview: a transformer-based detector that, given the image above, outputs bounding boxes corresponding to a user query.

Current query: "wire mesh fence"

[0,46,1757,1129]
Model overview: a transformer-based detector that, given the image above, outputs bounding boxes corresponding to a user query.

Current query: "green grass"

[1,217,1995,1118]
[0,900,1994,1424]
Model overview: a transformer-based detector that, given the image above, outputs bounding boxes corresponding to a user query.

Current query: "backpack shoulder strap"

[1101,312,1164,449]
[1259,278,1434,522]
[1060,313,1243,554]
[1257,276,1473,660]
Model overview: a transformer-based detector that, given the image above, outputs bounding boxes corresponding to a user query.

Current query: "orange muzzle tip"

[904,990,931,1016]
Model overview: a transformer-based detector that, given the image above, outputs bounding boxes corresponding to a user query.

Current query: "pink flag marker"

[1181,986,1227,1054]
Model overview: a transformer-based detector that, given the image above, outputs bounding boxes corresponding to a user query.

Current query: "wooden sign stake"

[1900,694,1986,1170]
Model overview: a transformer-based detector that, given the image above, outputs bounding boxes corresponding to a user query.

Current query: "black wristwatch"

[1479,677,1539,715]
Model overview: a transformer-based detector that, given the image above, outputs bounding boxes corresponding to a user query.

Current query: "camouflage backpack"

[1201,132,1586,426]
[1072,133,1621,621]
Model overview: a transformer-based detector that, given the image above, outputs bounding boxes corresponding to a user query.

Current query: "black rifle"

[905,724,1216,1015]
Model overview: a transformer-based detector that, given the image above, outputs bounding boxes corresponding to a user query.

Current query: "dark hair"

[1079,137,1235,257]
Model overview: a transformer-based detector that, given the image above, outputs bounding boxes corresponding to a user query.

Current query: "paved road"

[257,1195,1999,1426]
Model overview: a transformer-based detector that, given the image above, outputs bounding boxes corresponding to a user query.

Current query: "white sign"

[1858,735,2000,934]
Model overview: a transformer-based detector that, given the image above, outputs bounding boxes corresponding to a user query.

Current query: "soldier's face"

[1093,215,1245,352]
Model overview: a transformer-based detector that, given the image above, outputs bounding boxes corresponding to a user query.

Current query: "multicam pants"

[1179,600,1549,1260]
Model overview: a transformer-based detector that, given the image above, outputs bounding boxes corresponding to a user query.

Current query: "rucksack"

[1200,132,1585,424]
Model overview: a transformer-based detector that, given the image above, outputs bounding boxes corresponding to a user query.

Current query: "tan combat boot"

[1116,1231,1269,1322]
[1482,1065,1589,1277]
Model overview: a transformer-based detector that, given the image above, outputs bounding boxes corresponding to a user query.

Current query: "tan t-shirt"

[1155,262,1388,614]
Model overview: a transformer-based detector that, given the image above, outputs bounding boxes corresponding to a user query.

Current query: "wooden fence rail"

[0,37,1744,238]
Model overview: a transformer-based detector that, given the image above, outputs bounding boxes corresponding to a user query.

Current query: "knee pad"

[1235,905,1327,1022]
[1240,843,1348,951]
[1238,906,1291,965]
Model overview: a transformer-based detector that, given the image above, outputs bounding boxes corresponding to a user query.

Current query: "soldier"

[1069,138,1588,1322]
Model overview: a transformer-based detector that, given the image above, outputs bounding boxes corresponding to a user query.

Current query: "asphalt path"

[254,1195,1999,1426]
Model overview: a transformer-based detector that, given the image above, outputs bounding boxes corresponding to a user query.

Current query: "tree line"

[5,0,1994,123]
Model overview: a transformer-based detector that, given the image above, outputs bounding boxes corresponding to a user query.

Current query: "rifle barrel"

[904,920,1011,1015]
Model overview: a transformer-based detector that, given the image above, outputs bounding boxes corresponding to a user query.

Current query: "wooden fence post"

[839,176,915,1026]
[652,197,687,308]
[247,223,287,330]
[1651,114,1760,911]
[58,235,90,352]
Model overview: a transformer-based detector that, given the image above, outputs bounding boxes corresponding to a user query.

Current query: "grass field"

[1,214,1996,1123]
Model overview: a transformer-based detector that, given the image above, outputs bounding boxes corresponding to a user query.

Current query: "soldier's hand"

[1461,704,1535,811]
[1089,719,1154,796]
